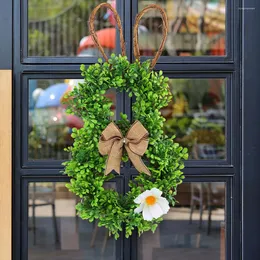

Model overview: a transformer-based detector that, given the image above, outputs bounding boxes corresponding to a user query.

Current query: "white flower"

[134,188,170,221]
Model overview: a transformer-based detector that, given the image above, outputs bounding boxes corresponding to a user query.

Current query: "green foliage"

[28,0,97,56]
[163,116,192,138]
[29,0,76,20]
[28,30,50,56]
[63,54,188,239]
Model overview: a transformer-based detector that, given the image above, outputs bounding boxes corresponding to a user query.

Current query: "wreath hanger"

[88,2,126,62]
[133,4,168,69]
[88,3,168,69]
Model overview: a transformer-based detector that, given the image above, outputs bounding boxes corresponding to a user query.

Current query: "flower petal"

[149,203,164,219]
[134,203,144,213]
[142,205,153,221]
[157,197,170,214]
[150,188,162,198]
[134,190,153,204]
[134,194,144,204]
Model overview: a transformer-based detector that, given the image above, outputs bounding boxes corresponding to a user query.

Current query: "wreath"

[63,3,188,239]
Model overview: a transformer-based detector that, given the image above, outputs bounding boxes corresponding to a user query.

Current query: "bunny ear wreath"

[63,3,188,239]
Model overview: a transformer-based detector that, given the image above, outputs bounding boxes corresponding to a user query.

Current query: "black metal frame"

[0,0,255,259]
[242,1,260,259]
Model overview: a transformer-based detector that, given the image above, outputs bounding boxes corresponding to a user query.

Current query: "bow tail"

[105,141,123,175]
[105,157,121,175]
[126,147,151,176]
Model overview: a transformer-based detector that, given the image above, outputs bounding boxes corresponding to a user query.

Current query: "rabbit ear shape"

[133,4,168,69]
[88,3,126,61]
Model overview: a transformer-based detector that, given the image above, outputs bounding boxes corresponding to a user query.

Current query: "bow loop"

[98,122,123,156]
[98,121,151,176]
[126,121,148,141]
[128,139,148,156]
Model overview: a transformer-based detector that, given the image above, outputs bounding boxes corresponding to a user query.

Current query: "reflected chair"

[90,182,116,254]
[192,138,225,160]
[28,183,59,245]
[189,183,213,234]
[189,182,225,235]
[190,137,225,234]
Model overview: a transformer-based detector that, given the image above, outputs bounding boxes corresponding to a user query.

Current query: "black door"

[0,0,257,259]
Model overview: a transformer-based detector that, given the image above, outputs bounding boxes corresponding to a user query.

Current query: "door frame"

[0,0,259,260]
[242,1,260,259]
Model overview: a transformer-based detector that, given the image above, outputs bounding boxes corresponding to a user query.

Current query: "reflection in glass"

[28,79,116,160]
[138,0,226,56]
[28,0,116,57]
[162,78,225,159]
[28,0,225,57]
[28,182,116,260]
[138,182,226,260]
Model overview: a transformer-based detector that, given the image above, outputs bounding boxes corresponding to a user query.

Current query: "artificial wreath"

[63,3,188,239]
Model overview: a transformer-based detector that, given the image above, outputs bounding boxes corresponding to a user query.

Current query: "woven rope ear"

[133,4,168,69]
[88,3,126,61]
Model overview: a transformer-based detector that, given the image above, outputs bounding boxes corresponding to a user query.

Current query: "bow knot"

[98,121,151,176]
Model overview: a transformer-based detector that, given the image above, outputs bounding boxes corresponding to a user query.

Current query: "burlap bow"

[98,121,151,176]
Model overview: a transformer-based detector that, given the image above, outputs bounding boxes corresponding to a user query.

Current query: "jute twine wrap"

[88,3,126,61]
[88,3,168,69]
[133,4,168,69]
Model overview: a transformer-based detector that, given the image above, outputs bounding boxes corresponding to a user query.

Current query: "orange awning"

[77,28,115,55]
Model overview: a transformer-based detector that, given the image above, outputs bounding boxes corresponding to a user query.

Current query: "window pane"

[137,182,226,260]
[162,78,225,160]
[138,0,226,56]
[28,0,116,57]
[28,79,116,160]
[28,182,117,260]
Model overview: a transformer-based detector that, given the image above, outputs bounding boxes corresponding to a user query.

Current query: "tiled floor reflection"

[28,182,116,260]
[138,182,226,260]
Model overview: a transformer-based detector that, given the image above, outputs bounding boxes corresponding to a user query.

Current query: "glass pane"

[138,0,226,56]
[28,0,116,57]
[28,79,116,160]
[162,78,225,159]
[137,182,226,260]
[28,182,117,260]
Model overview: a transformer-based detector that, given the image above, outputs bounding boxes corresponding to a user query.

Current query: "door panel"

[163,77,226,160]
[27,181,118,260]
[27,0,116,57]
[3,0,247,259]
[27,77,116,161]
[137,181,226,260]
[0,0,259,259]
[137,0,226,57]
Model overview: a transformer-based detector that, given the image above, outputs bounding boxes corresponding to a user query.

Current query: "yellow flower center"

[145,195,156,205]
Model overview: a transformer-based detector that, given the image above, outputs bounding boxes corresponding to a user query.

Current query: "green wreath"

[63,3,188,239]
